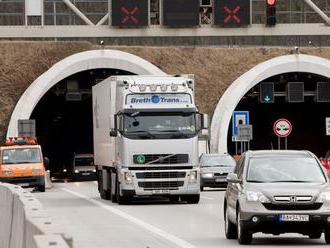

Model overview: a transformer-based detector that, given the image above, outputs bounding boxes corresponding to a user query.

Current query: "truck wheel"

[309,232,322,239]
[182,195,200,204]
[225,204,237,239]
[37,184,46,193]
[99,171,111,200]
[237,210,252,245]
[325,228,330,244]
[116,179,129,205]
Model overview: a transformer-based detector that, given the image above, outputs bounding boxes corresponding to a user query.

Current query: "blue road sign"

[232,111,250,137]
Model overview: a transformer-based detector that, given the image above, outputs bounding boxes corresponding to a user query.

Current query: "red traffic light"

[266,0,276,6]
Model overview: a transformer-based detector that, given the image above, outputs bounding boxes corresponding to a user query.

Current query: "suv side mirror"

[227,173,242,184]
[110,129,117,137]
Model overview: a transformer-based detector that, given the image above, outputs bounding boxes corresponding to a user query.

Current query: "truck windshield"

[2,148,42,164]
[123,112,197,139]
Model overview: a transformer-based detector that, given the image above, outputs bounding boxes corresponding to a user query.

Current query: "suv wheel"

[225,205,237,239]
[237,210,252,245]
[325,228,330,244]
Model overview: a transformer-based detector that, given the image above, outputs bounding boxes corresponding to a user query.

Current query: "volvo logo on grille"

[290,196,297,203]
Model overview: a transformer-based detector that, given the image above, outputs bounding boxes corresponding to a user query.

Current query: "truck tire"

[37,183,46,192]
[182,195,200,204]
[116,179,129,205]
[99,170,111,200]
[325,228,330,244]
[309,232,322,239]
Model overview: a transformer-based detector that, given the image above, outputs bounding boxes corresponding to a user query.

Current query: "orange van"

[0,137,48,192]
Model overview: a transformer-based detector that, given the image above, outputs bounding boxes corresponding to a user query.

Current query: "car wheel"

[225,205,237,239]
[325,228,330,244]
[182,195,200,204]
[309,232,322,239]
[200,186,204,191]
[37,184,45,192]
[169,195,180,203]
[237,210,252,245]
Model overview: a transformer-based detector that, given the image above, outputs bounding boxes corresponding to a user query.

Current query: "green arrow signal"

[264,95,271,102]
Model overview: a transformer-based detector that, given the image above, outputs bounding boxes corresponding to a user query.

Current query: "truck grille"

[129,166,193,171]
[136,172,186,179]
[138,181,184,189]
[133,154,189,164]
[262,203,323,211]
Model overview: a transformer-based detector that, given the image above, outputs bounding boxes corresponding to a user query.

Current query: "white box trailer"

[93,75,208,204]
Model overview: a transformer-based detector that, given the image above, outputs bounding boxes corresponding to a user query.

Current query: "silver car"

[199,153,235,191]
[224,150,330,245]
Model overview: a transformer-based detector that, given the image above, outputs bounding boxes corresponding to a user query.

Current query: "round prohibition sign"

[273,119,292,138]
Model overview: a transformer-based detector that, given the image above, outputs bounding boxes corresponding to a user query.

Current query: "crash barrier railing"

[0,183,72,248]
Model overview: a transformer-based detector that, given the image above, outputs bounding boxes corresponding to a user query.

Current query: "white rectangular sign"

[326,118,330,136]
[26,0,43,16]
[126,94,192,105]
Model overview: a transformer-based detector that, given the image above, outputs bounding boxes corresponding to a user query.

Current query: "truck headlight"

[201,173,213,178]
[189,171,198,183]
[1,170,13,175]
[245,191,270,203]
[124,172,133,184]
[317,192,330,202]
[32,169,43,174]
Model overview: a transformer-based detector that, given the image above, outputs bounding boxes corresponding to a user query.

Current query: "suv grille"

[138,181,184,189]
[133,154,189,164]
[263,203,323,211]
[136,172,186,179]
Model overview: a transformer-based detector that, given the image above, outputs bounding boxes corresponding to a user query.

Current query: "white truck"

[92,75,208,204]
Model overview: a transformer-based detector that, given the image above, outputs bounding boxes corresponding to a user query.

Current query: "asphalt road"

[34,182,327,248]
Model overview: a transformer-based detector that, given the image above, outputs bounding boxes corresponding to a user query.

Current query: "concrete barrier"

[0,182,72,248]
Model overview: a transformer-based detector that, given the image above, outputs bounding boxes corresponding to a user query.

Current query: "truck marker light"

[252,216,259,223]
[149,85,157,92]
[171,84,179,91]
[139,84,147,92]
[160,84,168,92]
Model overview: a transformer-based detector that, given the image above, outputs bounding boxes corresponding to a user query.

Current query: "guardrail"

[0,182,72,248]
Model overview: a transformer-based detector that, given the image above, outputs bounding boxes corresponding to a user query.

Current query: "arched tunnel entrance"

[227,72,330,157]
[30,69,133,175]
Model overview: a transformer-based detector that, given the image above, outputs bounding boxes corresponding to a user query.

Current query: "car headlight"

[245,191,270,203]
[189,171,198,183]
[124,172,133,184]
[74,169,79,174]
[201,173,213,178]
[317,192,330,202]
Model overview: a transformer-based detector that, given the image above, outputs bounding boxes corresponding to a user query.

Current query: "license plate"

[82,173,90,176]
[279,214,309,222]
[152,189,170,194]
[215,178,226,182]
[18,183,29,187]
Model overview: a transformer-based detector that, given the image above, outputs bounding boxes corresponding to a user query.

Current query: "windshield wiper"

[157,130,191,138]
[247,180,268,183]
[127,131,156,139]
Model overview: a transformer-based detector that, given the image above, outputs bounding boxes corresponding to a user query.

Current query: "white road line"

[201,196,215,200]
[61,188,196,248]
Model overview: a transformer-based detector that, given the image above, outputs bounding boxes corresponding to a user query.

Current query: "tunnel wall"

[1,42,330,142]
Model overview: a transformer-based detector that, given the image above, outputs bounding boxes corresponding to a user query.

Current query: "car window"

[200,155,235,167]
[247,157,327,183]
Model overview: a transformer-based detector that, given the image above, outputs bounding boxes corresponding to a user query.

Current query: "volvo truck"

[93,75,208,204]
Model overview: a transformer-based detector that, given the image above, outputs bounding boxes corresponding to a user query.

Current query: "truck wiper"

[157,130,190,138]
[127,131,156,139]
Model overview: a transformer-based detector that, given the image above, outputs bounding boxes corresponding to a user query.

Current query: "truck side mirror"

[43,157,50,168]
[110,129,117,137]
[202,113,209,129]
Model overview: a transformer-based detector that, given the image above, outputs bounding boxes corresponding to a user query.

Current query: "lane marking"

[61,188,196,248]
[201,196,215,200]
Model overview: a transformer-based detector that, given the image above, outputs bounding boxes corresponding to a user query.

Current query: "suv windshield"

[201,156,235,167]
[247,157,326,183]
[2,148,42,164]
[122,112,197,139]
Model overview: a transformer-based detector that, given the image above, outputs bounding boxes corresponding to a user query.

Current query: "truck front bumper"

[0,175,45,187]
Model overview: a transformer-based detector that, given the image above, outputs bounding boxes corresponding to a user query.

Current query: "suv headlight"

[317,192,330,202]
[245,191,270,203]
[201,173,213,178]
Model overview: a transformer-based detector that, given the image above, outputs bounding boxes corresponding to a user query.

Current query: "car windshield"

[247,157,326,183]
[75,157,94,167]
[201,156,235,167]
[2,148,42,164]
[123,112,197,139]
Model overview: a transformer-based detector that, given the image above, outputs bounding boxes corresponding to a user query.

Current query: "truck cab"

[0,137,47,192]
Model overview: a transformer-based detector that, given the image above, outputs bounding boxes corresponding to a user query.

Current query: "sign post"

[273,118,292,150]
